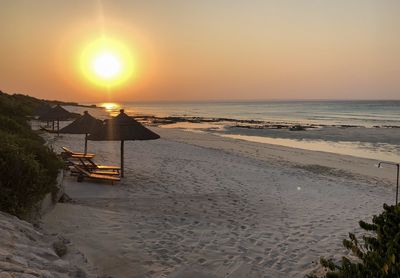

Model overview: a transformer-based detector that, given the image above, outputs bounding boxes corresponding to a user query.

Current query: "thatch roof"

[88,109,160,141]
[38,105,74,121]
[34,102,52,117]
[59,111,102,134]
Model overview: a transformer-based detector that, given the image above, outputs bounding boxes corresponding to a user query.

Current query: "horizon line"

[83,98,400,104]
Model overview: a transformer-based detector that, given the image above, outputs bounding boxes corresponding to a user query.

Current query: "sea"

[118,100,400,127]
[87,100,400,163]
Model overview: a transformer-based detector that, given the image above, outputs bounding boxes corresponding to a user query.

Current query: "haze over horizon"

[1,0,399,102]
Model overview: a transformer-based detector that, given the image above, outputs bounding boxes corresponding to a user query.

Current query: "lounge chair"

[83,157,121,172]
[73,165,120,184]
[65,155,120,173]
[61,147,95,158]
[68,160,120,176]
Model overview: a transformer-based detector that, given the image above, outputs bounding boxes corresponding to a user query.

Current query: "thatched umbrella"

[38,105,75,134]
[34,102,52,118]
[88,109,160,177]
[59,111,103,154]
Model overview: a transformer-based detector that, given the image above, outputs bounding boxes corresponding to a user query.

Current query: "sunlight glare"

[81,37,134,87]
[92,52,122,80]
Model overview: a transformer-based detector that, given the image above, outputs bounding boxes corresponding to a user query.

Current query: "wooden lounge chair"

[61,151,94,169]
[67,156,120,173]
[61,147,95,158]
[68,160,120,176]
[73,165,120,183]
[83,157,121,172]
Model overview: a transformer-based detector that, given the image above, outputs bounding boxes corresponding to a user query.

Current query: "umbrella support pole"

[57,120,60,136]
[86,110,160,179]
[121,140,124,178]
[84,133,88,154]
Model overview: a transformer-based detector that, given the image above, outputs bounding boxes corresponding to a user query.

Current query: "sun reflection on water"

[100,102,121,116]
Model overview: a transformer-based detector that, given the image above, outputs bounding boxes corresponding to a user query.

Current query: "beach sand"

[42,127,395,277]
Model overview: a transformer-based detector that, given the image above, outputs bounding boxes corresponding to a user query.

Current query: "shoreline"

[134,114,400,163]
[63,104,400,164]
[42,126,396,277]
[134,114,400,129]
[152,127,398,186]
[131,114,400,164]
[57,102,400,175]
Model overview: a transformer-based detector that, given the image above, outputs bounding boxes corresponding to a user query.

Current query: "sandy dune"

[42,128,395,277]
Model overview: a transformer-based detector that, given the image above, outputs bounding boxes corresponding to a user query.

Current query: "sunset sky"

[0,0,399,102]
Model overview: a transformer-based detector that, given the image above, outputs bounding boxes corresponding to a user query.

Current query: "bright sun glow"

[92,52,122,80]
[81,37,134,87]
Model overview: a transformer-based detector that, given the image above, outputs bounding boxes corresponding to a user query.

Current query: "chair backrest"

[62,147,73,154]
[84,157,98,168]
[78,158,100,172]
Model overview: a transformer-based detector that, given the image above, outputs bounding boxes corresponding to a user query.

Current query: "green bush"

[0,141,47,216]
[320,203,400,277]
[1,130,62,181]
[0,115,32,136]
[0,91,63,218]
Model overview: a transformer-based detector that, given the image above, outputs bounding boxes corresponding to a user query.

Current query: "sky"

[0,0,399,102]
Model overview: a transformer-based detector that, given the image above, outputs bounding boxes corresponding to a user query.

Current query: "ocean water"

[91,100,400,162]
[117,100,400,127]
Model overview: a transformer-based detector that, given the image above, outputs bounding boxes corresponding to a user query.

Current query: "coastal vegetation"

[0,91,63,218]
[319,203,400,277]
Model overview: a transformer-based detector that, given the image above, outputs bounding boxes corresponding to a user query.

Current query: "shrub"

[0,141,47,216]
[0,91,63,218]
[320,203,400,277]
[0,133,62,217]
[0,114,32,136]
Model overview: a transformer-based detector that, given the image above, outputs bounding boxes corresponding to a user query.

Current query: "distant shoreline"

[47,100,99,109]
[91,100,400,130]
[133,114,400,130]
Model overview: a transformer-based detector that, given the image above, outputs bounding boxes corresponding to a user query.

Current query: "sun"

[80,37,134,87]
[92,52,122,80]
